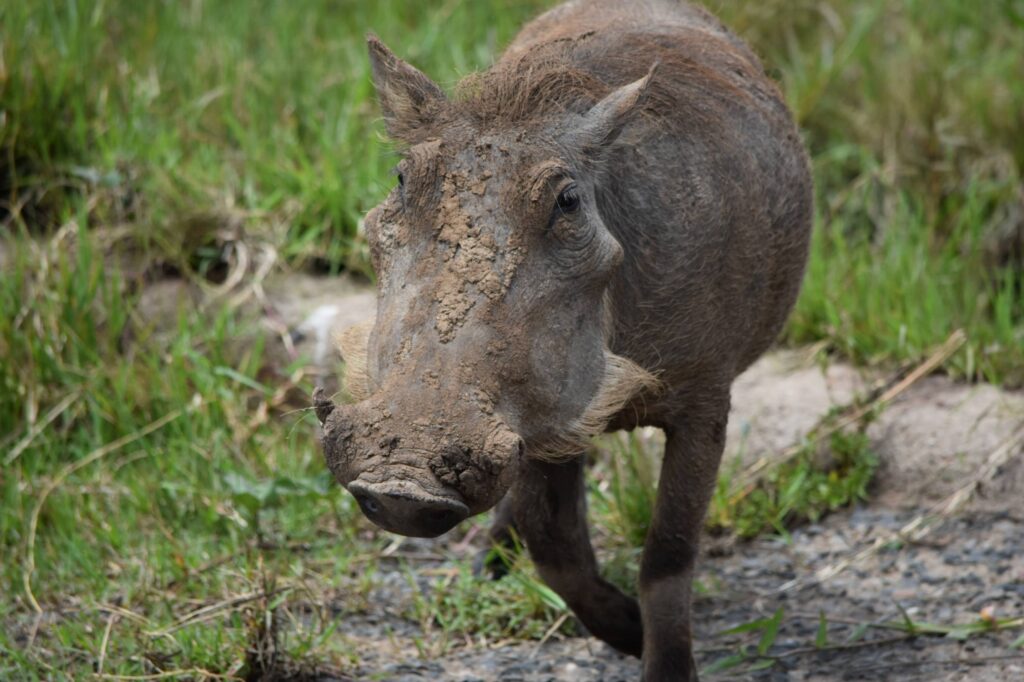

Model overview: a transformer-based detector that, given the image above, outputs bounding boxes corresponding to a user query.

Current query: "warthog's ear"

[367,34,446,141]
[578,62,658,157]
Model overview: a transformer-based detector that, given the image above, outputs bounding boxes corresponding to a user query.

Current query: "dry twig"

[146,587,290,638]
[5,390,81,465]
[97,612,118,677]
[529,612,571,660]
[94,669,241,681]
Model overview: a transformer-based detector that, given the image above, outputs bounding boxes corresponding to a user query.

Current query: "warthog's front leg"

[473,493,517,579]
[639,390,730,682]
[512,456,644,658]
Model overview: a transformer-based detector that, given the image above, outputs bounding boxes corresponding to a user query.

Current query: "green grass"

[2,0,1023,677]
[790,191,1023,384]
[709,428,879,539]
[722,0,1024,383]
[1,0,550,272]
[404,552,574,656]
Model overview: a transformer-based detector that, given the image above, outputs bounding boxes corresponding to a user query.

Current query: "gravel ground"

[321,507,1023,682]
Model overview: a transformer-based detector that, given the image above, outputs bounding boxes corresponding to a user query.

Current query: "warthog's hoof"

[471,544,516,581]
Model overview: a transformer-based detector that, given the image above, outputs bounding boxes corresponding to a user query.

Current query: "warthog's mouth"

[313,387,521,535]
[348,477,470,538]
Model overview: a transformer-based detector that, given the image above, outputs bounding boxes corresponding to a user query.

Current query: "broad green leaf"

[703,652,748,674]
[757,608,784,655]
[718,616,774,636]
[945,626,973,641]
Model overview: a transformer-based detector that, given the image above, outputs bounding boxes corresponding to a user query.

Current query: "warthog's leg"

[512,456,644,657]
[472,493,517,579]
[639,389,730,682]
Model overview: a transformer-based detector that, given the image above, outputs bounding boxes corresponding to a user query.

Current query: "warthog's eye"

[554,184,581,216]
[391,166,406,208]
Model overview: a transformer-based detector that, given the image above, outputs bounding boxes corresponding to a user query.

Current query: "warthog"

[314,0,811,678]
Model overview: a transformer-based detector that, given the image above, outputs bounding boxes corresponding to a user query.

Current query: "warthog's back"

[498,0,813,396]
[507,0,758,72]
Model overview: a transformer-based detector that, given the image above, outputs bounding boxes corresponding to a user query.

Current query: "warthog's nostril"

[356,494,380,515]
[348,480,469,538]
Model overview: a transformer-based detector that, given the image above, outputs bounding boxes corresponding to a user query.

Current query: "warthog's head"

[314,36,659,537]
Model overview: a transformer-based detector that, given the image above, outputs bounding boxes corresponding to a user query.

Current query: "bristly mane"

[454,47,611,125]
[404,29,770,143]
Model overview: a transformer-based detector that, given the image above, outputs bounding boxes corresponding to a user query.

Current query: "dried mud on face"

[148,275,1024,681]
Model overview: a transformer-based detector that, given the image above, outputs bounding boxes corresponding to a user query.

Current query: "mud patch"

[866,377,1024,508]
[431,166,521,342]
[132,270,376,383]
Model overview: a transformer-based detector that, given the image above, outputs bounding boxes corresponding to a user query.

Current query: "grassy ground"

[2,0,1023,678]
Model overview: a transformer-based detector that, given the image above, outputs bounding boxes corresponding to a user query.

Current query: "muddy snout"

[348,478,469,538]
[313,387,522,537]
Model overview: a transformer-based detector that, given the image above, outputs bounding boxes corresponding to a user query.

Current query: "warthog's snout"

[348,479,469,538]
[313,387,522,536]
